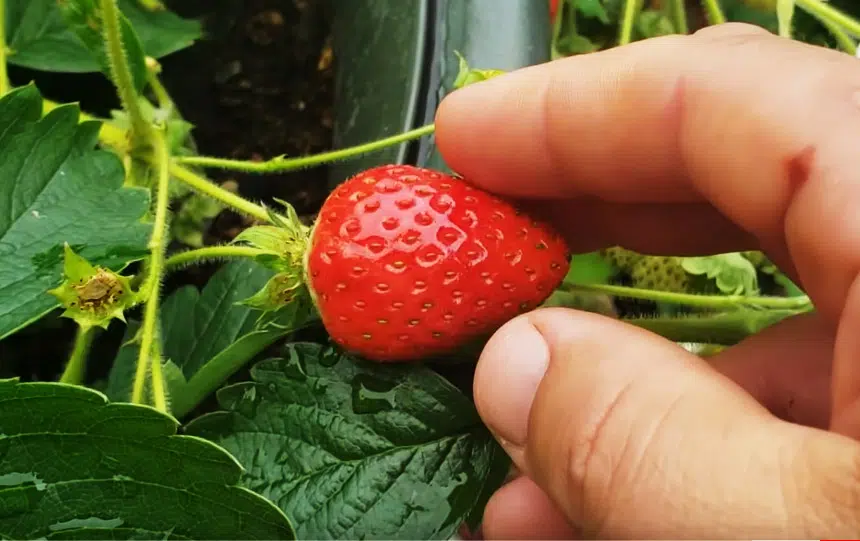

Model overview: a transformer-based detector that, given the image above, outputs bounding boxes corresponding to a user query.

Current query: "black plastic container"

[328,0,552,188]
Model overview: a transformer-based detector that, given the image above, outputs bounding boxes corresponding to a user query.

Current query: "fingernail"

[474,317,550,447]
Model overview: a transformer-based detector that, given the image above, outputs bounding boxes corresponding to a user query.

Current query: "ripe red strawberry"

[550,0,560,23]
[304,164,570,362]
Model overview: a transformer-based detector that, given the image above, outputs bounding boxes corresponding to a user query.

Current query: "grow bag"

[328,0,552,188]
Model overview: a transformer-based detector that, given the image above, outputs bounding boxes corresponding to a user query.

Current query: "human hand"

[435,23,860,539]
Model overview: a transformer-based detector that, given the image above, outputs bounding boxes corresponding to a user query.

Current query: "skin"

[434,23,860,539]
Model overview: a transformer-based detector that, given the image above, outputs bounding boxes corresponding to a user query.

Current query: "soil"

[0,0,336,384]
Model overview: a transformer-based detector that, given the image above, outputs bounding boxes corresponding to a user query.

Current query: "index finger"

[434,23,860,327]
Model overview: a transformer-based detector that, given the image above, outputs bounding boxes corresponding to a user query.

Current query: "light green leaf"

[56,0,148,93]
[0,85,151,341]
[680,253,760,296]
[106,259,313,417]
[7,0,201,74]
[184,342,511,540]
[0,378,296,540]
[565,250,617,285]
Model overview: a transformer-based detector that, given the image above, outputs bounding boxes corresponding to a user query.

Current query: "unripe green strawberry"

[628,256,690,293]
[601,247,693,293]
[601,246,643,271]
[304,164,571,362]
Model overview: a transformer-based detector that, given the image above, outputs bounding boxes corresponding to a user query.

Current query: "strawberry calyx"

[231,201,314,313]
[48,243,137,330]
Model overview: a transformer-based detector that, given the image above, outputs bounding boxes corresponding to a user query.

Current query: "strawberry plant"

[0,0,858,539]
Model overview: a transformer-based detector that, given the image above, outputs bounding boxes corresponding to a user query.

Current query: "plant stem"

[145,58,172,112]
[164,245,270,272]
[561,282,814,311]
[174,123,437,173]
[623,309,803,345]
[776,0,795,38]
[670,0,689,33]
[0,0,9,96]
[148,338,167,413]
[100,0,149,140]
[618,0,642,45]
[701,0,727,25]
[169,162,272,222]
[59,326,95,385]
[796,0,860,38]
[131,127,171,411]
[819,16,859,54]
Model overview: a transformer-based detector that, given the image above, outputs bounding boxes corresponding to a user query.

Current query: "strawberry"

[303,164,570,362]
[550,0,560,23]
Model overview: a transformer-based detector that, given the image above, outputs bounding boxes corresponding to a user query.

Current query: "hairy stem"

[164,245,271,272]
[174,124,437,173]
[47,96,272,224]
[623,309,803,345]
[618,0,642,45]
[131,127,171,411]
[0,0,8,96]
[59,326,95,385]
[148,338,167,413]
[796,0,860,38]
[100,0,149,140]
[145,58,173,112]
[701,0,727,25]
[561,282,814,311]
[670,0,689,33]
[169,163,272,223]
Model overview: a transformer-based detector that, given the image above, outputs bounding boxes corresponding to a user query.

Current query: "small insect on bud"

[47,243,136,330]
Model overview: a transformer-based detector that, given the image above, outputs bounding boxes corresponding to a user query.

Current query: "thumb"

[474,307,860,539]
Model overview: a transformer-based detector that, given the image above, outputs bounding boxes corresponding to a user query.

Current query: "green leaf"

[162,259,300,379]
[106,259,313,417]
[565,250,617,285]
[56,0,149,93]
[184,343,511,540]
[575,0,611,23]
[0,85,151,341]
[680,253,760,296]
[0,378,296,540]
[7,0,201,74]
[637,9,676,38]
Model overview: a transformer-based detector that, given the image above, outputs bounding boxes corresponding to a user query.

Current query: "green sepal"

[452,51,506,90]
[233,199,309,272]
[47,243,137,330]
[239,272,307,312]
